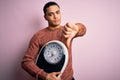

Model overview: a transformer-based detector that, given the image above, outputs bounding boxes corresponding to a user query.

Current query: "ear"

[44,15,47,20]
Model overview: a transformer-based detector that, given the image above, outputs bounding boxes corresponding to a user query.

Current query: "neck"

[48,25,60,30]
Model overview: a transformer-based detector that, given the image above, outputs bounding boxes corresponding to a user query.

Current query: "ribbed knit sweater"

[21,23,86,80]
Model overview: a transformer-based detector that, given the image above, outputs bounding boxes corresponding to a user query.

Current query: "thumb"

[66,38,72,48]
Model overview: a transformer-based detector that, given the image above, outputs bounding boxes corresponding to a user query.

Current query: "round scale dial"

[43,42,64,64]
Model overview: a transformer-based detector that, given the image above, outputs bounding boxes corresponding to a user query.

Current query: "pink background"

[0,0,120,80]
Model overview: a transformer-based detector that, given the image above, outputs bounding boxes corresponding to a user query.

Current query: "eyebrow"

[48,10,60,14]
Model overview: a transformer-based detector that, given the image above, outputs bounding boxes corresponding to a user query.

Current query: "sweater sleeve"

[21,34,48,80]
[75,23,86,37]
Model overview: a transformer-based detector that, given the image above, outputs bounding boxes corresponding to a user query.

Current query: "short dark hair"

[43,1,60,15]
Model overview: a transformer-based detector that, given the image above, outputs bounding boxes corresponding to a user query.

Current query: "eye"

[56,10,60,14]
[48,13,53,16]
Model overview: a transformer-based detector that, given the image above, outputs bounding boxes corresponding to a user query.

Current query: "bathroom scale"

[36,40,68,77]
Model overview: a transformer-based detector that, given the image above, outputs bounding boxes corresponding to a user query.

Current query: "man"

[21,1,86,80]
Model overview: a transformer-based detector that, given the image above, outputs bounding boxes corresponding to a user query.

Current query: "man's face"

[45,5,61,27]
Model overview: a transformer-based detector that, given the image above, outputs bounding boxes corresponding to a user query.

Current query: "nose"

[53,14,58,19]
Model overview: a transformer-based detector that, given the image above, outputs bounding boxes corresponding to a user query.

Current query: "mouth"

[54,19,61,23]
[53,19,59,22]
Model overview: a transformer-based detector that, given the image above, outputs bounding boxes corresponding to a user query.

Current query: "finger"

[66,22,74,29]
[62,28,66,35]
[64,25,72,32]
[55,77,61,80]
[66,22,72,27]
[63,34,70,38]
[67,23,79,32]
[57,78,61,80]
[52,72,61,80]
[54,75,61,80]
[53,76,61,80]
[66,38,71,48]
[54,72,61,76]
[63,29,71,35]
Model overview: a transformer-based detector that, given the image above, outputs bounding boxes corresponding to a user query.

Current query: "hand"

[63,22,79,48]
[46,72,61,80]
